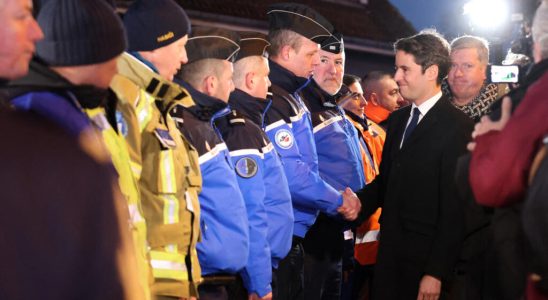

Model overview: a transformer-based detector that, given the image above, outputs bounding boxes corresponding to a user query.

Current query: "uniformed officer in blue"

[215,31,294,300]
[171,27,249,300]
[265,3,361,299]
[300,32,367,300]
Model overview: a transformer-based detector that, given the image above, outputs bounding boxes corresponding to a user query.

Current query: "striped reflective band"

[313,115,343,133]
[265,119,287,133]
[150,253,188,281]
[230,148,264,159]
[159,150,177,193]
[355,229,380,244]
[136,91,154,132]
[198,143,228,165]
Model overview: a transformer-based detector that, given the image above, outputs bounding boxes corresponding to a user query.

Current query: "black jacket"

[357,95,473,299]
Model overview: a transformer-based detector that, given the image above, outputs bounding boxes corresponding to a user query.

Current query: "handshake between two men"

[337,188,362,221]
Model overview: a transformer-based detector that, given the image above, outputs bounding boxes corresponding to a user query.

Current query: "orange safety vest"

[346,115,385,265]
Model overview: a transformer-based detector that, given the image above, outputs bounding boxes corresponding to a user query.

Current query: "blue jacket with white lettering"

[265,60,343,238]
[171,80,249,276]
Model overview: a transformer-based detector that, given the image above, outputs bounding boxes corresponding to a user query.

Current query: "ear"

[203,75,217,97]
[280,45,293,61]
[370,92,380,106]
[245,71,255,91]
[425,64,439,82]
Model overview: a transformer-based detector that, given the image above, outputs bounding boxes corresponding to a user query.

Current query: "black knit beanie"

[36,0,126,66]
[123,0,191,52]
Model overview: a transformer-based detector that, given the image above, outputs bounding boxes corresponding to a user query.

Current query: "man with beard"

[300,32,365,300]
[265,4,360,299]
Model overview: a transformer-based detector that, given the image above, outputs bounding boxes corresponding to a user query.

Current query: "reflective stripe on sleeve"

[355,229,380,244]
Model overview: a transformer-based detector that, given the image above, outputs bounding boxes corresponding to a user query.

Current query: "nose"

[359,95,367,107]
[180,48,188,65]
[30,18,44,42]
[394,68,403,83]
[397,92,403,102]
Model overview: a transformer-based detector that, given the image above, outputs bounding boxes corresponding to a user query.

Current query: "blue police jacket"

[265,60,343,238]
[210,90,282,296]
[227,89,294,268]
[171,80,249,276]
[300,80,367,264]
[301,79,366,192]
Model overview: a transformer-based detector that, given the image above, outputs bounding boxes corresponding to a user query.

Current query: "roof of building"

[116,0,416,55]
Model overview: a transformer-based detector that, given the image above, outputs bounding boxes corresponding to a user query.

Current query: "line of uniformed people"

[0,0,385,299]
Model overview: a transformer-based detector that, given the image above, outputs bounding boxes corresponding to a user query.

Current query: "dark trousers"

[303,252,342,300]
[351,264,375,300]
[198,283,228,300]
[273,236,304,300]
[226,275,248,300]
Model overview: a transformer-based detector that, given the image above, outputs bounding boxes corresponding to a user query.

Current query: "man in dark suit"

[356,30,474,300]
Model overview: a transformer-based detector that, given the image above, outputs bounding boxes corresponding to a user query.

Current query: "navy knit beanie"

[36,0,126,66]
[123,0,191,52]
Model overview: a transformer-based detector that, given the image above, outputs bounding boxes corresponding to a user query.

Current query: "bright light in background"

[463,0,509,31]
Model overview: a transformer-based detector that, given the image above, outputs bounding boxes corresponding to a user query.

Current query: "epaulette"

[228,109,246,126]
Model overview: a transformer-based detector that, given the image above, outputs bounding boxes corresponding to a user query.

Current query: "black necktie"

[402,107,420,145]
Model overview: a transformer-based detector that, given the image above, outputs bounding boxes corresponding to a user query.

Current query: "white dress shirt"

[400,91,443,148]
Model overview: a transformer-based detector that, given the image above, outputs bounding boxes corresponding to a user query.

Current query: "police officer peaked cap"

[321,31,344,54]
[124,0,191,52]
[235,31,270,61]
[186,27,240,64]
[267,3,334,43]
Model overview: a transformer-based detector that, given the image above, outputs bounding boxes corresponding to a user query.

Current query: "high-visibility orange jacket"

[345,112,385,265]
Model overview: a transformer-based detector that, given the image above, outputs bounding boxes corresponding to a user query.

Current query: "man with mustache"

[265,4,361,299]
[300,32,366,300]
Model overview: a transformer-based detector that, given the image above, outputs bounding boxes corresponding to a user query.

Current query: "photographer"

[469,0,548,298]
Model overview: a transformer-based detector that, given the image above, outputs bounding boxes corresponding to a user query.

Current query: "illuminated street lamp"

[463,0,510,31]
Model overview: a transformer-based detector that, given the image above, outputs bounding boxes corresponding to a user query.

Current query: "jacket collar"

[228,88,270,126]
[301,79,340,112]
[268,59,310,94]
[117,53,195,109]
[345,110,368,130]
[5,58,108,109]
[175,78,229,121]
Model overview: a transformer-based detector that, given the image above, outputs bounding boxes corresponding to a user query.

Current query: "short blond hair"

[450,35,490,65]
[178,59,224,90]
[233,56,265,89]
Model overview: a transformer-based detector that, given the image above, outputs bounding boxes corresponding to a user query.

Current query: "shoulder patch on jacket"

[154,128,176,148]
[274,128,294,149]
[115,111,128,136]
[235,157,258,178]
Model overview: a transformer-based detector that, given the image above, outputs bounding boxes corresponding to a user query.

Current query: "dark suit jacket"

[356,94,473,299]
